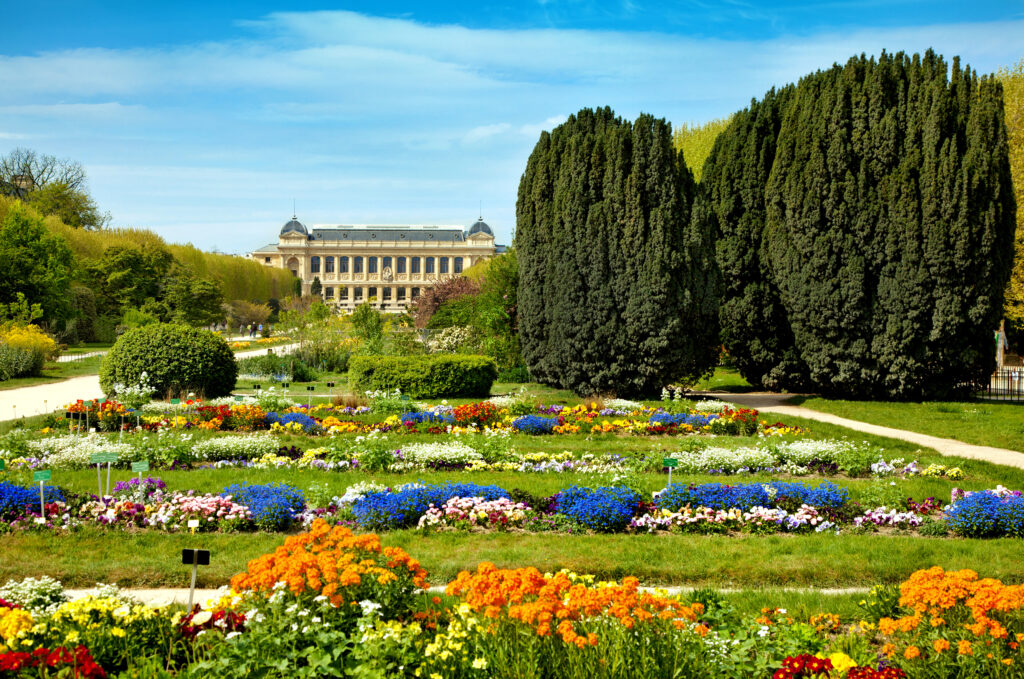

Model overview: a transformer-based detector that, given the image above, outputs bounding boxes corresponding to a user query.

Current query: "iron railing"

[976,368,1024,402]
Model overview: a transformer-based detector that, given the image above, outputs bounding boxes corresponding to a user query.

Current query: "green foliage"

[100,323,238,398]
[672,117,731,182]
[310,276,323,297]
[0,202,74,325]
[349,354,497,398]
[857,584,904,623]
[236,352,318,382]
[351,302,386,354]
[517,107,720,396]
[81,244,174,318]
[0,342,37,381]
[24,180,108,230]
[0,292,43,326]
[998,59,1024,329]
[703,51,1017,398]
[162,264,225,326]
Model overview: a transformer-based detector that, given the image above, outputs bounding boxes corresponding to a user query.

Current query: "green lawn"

[791,397,1024,453]
[4,528,1023,590]
[692,367,755,393]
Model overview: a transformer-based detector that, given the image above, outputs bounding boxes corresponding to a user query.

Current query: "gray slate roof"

[310,227,465,242]
[254,244,278,253]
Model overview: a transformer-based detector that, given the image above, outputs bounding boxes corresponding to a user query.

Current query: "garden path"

[63,584,871,607]
[699,392,1024,469]
[0,343,299,422]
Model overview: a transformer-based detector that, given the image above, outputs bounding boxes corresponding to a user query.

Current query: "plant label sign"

[33,470,51,482]
[90,452,119,464]
[170,398,181,405]
[182,548,211,609]
[0,459,5,471]
[234,396,244,402]
[663,458,678,468]
[131,461,150,473]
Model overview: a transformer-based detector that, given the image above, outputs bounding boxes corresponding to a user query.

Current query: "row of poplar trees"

[516,50,1017,399]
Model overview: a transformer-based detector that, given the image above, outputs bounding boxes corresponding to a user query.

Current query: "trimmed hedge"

[348,354,497,398]
[100,323,237,399]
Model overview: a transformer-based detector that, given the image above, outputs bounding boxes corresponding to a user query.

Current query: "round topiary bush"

[100,324,237,399]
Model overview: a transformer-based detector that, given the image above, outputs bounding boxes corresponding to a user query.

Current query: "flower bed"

[3,531,1022,677]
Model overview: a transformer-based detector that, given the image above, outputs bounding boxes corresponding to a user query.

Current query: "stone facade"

[251,217,498,311]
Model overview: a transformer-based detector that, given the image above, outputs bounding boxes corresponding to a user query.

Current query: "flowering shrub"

[191,434,279,461]
[222,483,305,531]
[352,482,509,530]
[854,507,924,529]
[231,519,427,618]
[510,415,558,435]
[0,483,64,520]
[0,577,66,616]
[554,486,642,532]
[395,441,483,471]
[26,435,133,469]
[0,646,106,678]
[946,489,1024,537]
[417,497,533,531]
[656,481,849,513]
[146,492,252,532]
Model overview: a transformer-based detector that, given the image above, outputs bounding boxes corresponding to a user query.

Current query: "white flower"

[191,610,213,626]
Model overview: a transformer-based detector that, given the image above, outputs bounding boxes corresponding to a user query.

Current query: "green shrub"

[349,354,497,398]
[100,323,237,399]
[0,342,39,380]
[236,352,317,382]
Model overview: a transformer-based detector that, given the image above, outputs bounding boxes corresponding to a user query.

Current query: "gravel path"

[696,392,1024,469]
[0,343,299,422]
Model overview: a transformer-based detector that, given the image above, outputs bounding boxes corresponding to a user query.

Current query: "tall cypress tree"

[704,51,1016,398]
[517,108,720,396]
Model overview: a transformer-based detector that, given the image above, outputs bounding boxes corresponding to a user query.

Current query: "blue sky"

[1,1,1022,253]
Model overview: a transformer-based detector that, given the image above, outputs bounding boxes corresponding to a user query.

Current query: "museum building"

[251,216,501,311]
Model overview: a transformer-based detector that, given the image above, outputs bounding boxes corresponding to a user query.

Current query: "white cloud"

[2,11,1022,250]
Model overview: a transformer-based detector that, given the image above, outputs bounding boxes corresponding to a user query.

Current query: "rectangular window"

[411,257,420,274]
[325,257,335,274]
[440,257,449,274]
[325,287,334,298]
[339,256,348,274]
[382,257,392,272]
[340,287,348,300]
[354,257,363,274]
[411,287,420,299]
[425,257,435,274]
[264,257,270,263]
[397,257,406,274]
[453,257,463,274]
[310,256,320,274]
[368,257,378,274]
[397,288,406,301]
[354,287,363,300]
[368,287,377,300]
[383,287,392,301]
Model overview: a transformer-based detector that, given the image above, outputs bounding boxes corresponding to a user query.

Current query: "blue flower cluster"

[353,482,510,530]
[400,411,455,425]
[511,415,558,435]
[947,492,1024,538]
[649,413,718,428]
[222,482,306,531]
[265,412,321,433]
[554,486,642,532]
[656,481,849,512]
[0,481,64,519]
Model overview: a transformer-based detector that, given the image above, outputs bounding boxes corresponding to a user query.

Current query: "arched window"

[382,256,392,271]
[310,256,320,274]
[411,257,420,274]
[368,257,378,274]
[354,257,363,274]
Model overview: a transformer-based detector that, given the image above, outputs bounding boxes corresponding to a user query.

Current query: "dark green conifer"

[517,107,720,396]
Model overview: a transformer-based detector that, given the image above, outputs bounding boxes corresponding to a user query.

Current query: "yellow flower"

[111,627,126,638]
[827,652,857,672]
